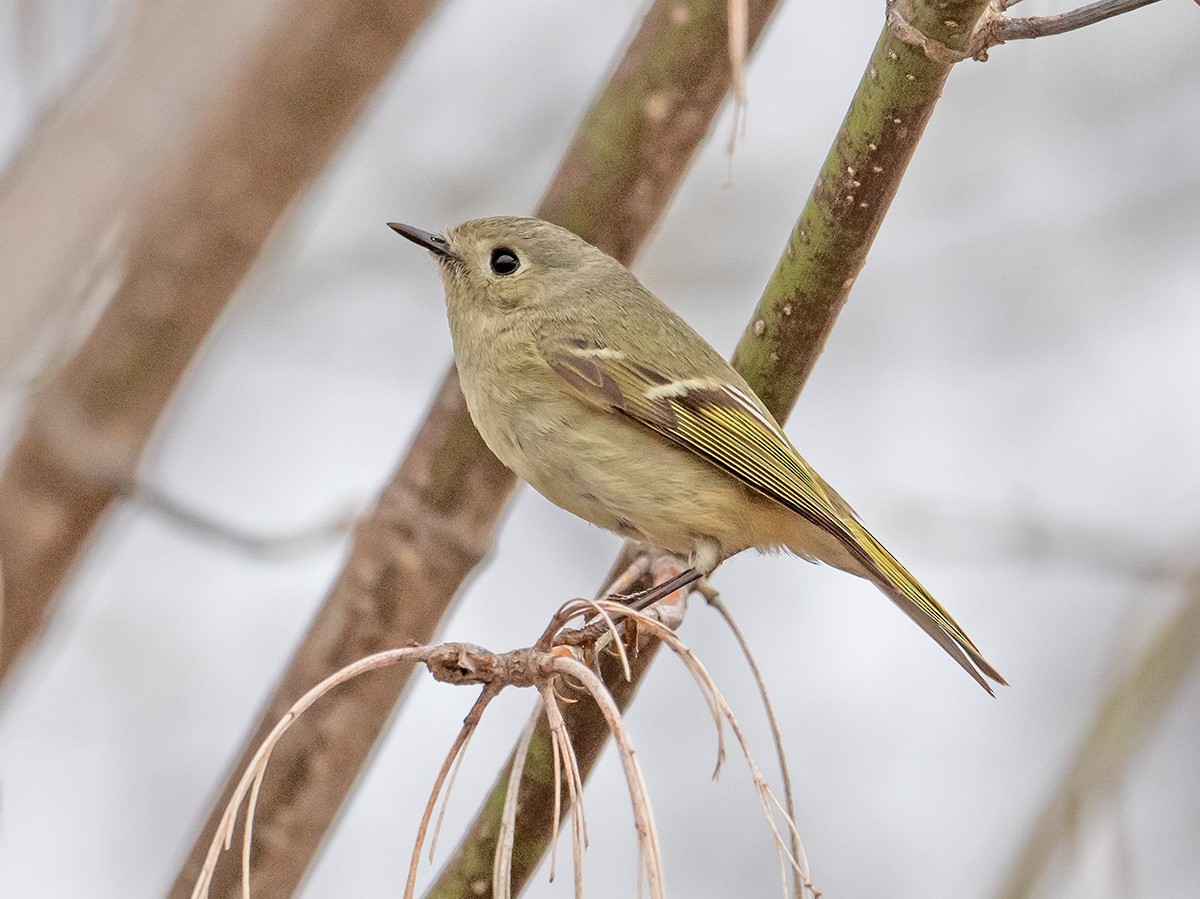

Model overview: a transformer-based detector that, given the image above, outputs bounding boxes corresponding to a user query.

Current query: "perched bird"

[389,216,1004,693]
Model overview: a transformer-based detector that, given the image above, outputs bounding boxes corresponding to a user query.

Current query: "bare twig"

[726,0,750,163]
[191,645,435,899]
[494,707,542,899]
[705,592,806,898]
[887,0,1164,65]
[404,687,499,899]
[195,603,785,899]
[596,603,812,894]
[549,654,666,899]
[993,0,1164,43]
[541,683,589,898]
[126,478,357,558]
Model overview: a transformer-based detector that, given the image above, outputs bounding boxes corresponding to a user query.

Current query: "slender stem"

[997,0,1164,42]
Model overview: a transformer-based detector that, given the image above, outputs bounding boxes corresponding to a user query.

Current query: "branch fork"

[887,0,1165,64]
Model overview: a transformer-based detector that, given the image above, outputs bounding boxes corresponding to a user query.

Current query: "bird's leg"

[622,567,703,612]
[558,554,703,650]
[611,539,718,612]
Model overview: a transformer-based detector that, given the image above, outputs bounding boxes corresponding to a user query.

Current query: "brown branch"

[167,1,784,897]
[431,2,999,894]
[0,0,440,681]
[0,0,287,377]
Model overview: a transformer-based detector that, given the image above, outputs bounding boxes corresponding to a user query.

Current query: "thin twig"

[600,603,814,894]
[192,646,434,899]
[127,479,356,558]
[493,702,542,899]
[549,655,666,899]
[725,0,750,168]
[404,687,499,898]
[995,0,1164,42]
[546,695,564,883]
[705,592,805,899]
[542,684,588,899]
[429,724,479,861]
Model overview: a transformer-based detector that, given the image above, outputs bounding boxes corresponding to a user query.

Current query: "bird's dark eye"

[490,247,520,276]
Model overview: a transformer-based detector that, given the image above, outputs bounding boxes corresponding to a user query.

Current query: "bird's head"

[389,215,624,317]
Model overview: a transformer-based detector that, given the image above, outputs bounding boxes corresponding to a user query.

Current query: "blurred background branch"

[169,1,783,897]
[996,564,1200,899]
[0,0,288,382]
[0,0,440,682]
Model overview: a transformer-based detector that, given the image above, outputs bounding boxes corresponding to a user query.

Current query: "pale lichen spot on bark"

[753,318,765,336]
[397,543,424,573]
[782,303,792,316]
[670,3,690,25]
[645,91,672,124]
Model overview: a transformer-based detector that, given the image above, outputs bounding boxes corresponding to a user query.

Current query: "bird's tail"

[842,519,1006,695]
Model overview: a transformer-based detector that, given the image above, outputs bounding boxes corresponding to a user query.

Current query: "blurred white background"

[1,1,1198,897]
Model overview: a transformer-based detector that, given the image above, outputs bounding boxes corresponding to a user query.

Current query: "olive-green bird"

[390,216,1005,694]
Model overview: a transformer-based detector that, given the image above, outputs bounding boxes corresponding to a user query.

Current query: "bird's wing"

[543,337,1006,694]
[541,337,846,536]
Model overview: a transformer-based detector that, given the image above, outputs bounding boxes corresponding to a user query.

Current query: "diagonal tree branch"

[430,2,999,895]
[168,1,783,897]
[0,0,287,379]
[0,0,441,682]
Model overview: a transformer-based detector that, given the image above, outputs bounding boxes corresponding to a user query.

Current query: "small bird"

[390,216,1004,694]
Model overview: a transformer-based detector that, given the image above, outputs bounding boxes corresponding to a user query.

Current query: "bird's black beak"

[388,222,457,260]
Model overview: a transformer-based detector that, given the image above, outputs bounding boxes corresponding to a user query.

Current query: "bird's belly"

[477,393,773,558]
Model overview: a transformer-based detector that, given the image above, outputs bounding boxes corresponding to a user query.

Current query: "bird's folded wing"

[541,338,848,537]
